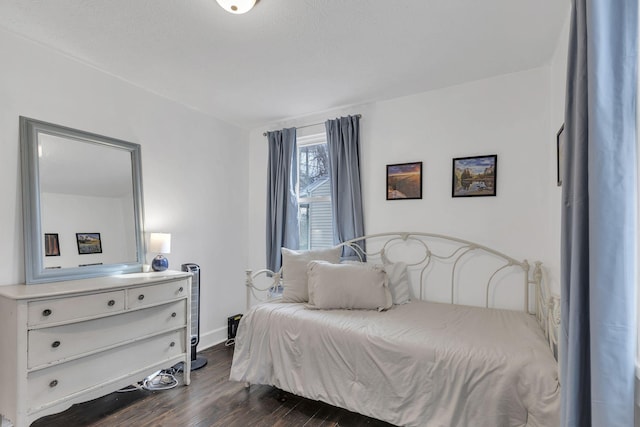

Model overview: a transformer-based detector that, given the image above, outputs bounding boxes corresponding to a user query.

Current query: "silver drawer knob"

[49,380,58,388]
[138,294,145,301]
[171,312,177,318]
[52,341,61,348]
[107,299,116,307]
[178,287,184,293]
[169,342,175,347]
[42,309,52,317]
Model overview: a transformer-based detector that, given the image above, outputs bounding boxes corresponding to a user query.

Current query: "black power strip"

[227,314,243,341]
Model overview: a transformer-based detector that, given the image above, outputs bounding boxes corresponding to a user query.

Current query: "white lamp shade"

[149,233,171,254]
[216,0,256,14]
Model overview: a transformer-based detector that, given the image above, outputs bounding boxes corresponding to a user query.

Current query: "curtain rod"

[262,114,362,137]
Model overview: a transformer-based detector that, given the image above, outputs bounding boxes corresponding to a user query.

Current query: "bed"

[230,232,560,427]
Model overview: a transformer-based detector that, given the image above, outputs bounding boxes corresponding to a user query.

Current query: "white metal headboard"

[245,232,560,358]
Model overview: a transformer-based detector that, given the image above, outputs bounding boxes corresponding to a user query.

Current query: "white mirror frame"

[20,117,146,284]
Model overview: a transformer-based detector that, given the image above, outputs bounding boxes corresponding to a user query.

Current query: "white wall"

[248,66,563,296]
[41,193,134,268]
[548,8,571,295]
[0,28,249,347]
[0,13,571,349]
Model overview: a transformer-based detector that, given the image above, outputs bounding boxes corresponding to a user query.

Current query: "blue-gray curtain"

[266,128,299,272]
[561,1,638,426]
[325,115,365,258]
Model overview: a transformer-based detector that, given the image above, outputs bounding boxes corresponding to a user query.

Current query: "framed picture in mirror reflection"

[44,233,60,256]
[76,233,103,255]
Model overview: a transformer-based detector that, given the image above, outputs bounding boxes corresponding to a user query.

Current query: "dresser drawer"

[27,329,185,412]
[28,300,187,369]
[28,291,125,327]
[127,278,189,308]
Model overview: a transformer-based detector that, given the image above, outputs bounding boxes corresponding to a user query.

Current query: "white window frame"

[297,133,332,250]
[297,133,331,205]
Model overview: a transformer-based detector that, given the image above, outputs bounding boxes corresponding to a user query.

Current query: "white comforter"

[229,300,559,427]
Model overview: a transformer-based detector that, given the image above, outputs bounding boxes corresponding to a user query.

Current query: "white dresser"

[0,271,192,427]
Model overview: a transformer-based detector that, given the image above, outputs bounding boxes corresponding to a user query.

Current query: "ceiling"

[0,0,570,129]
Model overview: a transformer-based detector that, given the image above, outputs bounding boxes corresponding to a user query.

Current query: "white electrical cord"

[117,366,180,392]
[142,370,178,391]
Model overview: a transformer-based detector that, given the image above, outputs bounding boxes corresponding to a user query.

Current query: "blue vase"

[152,254,169,272]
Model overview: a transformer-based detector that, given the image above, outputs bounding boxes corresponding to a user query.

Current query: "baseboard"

[198,326,228,351]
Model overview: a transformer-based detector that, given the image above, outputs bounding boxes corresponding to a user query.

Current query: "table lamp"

[149,233,171,272]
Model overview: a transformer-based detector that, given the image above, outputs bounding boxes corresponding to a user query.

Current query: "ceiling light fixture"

[216,0,256,14]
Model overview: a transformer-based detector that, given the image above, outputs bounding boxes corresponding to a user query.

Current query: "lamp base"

[152,254,169,271]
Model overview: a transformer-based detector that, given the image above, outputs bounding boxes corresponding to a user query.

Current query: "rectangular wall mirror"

[20,117,146,284]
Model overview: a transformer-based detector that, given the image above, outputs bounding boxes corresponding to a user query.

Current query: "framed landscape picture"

[76,233,103,255]
[452,155,497,197]
[387,162,423,200]
[44,233,60,256]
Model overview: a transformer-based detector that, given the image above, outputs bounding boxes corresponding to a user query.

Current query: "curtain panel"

[560,1,638,426]
[266,128,299,272]
[325,115,365,258]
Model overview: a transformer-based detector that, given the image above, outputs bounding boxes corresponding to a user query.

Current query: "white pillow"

[281,246,342,303]
[343,259,411,305]
[306,261,392,311]
[384,260,411,304]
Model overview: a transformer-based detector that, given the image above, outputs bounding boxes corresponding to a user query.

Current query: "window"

[297,133,334,250]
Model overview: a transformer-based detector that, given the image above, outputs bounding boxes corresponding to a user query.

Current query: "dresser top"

[0,271,192,300]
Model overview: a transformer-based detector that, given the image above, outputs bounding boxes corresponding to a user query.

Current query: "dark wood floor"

[32,343,395,427]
